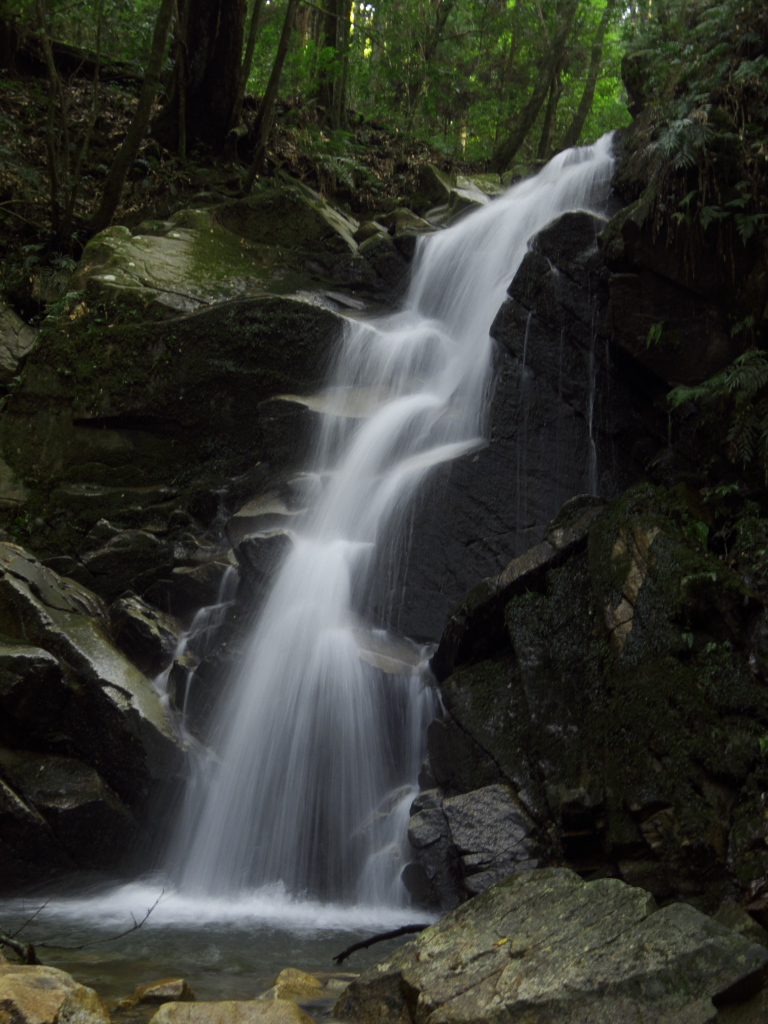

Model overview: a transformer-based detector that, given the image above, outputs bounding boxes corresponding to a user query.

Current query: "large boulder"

[335,868,768,1024]
[408,485,768,909]
[401,211,665,641]
[0,540,180,886]
[0,288,344,607]
[0,961,110,1024]
[0,294,342,495]
[0,748,135,867]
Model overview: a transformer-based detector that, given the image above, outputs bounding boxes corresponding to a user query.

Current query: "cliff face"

[403,121,768,915]
[406,483,768,913]
[402,207,666,642]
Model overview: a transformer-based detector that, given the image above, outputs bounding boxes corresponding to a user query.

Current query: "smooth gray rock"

[335,868,768,1024]
[442,784,542,895]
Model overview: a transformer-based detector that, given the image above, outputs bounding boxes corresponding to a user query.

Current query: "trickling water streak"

[515,311,533,549]
[173,136,615,903]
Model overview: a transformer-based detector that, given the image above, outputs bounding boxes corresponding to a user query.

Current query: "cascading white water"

[175,135,615,903]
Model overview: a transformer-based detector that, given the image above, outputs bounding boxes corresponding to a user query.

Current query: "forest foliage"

[0,0,765,338]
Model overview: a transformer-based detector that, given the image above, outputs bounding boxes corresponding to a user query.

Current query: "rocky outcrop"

[407,485,768,910]
[0,540,180,888]
[401,210,665,641]
[77,183,416,312]
[335,868,768,1024]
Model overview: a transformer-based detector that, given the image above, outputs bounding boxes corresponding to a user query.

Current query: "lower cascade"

[172,135,616,903]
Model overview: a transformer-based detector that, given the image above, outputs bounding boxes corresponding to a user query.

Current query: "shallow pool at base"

[0,879,435,1005]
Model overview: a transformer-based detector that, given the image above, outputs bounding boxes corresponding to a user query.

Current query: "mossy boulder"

[0,293,342,562]
[413,484,768,910]
[336,868,768,1024]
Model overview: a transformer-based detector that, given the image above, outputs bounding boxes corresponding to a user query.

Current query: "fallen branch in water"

[0,929,41,964]
[333,923,430,965]
[37,891,167,950]
[1,890,167,963]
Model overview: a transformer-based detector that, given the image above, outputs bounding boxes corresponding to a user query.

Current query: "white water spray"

[174,136,615,903]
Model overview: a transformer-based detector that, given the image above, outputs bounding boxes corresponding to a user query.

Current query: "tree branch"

[333,923,430,965]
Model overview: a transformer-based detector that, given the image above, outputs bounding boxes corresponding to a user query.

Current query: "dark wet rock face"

[336,868,768,1024]
[600,194,744,386]
[408,486,768,911]
[401,211,665,642]
[0,541,180,888]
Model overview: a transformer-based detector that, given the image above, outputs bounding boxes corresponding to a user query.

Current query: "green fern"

[649,117,716,171]
[669,351,768,476]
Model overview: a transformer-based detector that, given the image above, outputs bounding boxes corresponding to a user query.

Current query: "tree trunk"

[88,0,175,235]
[231,0,265,128]
[559,0,616,150]
[405,0,456,117]
[490,0,580,174]
[244,0,300,189]
[536,64,561,161]
[153,0,246,153]
[318,0,351,129]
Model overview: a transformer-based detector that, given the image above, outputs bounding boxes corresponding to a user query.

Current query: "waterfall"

[174,135,615,903]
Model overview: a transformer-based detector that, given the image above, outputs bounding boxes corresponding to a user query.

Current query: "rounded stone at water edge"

[149,1000,315,1024]
[118,977,197,1008]
[0,962,110,1024]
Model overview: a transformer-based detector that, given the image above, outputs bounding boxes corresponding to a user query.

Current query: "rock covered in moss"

[335,868,768,1024]
[410,484,768,909]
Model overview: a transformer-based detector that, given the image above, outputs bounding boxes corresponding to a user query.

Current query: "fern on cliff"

[625,0,768,256]
[669,350,768,475]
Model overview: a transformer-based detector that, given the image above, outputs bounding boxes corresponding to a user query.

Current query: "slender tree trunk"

[35,0,65,234]
[559,0,616,150]
[60,0,105,237]
[244,0,300,189]
[88,0,175,235]
[231,0,265,128]
[172,0,189,161]
[318,0,351,129]
[536,64,561,160]
[405,0,455,118]
[490,0,579,173]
